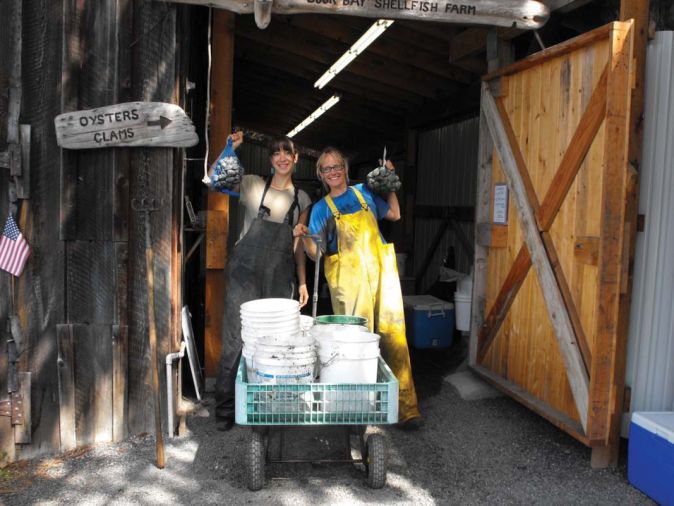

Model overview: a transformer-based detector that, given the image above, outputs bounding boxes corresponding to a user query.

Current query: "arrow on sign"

[147,116,172,129]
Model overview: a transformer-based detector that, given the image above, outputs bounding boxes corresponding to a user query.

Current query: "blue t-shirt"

[308,184,390,255]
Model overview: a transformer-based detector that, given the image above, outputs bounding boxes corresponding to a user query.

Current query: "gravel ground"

[0,347,653,505]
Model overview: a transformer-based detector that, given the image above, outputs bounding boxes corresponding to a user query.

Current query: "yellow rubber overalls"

[323,187,420,422]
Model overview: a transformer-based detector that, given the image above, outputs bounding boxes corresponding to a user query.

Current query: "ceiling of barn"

[230,2,609,163]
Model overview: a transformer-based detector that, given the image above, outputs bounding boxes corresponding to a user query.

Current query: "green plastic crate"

[235,357,399,425]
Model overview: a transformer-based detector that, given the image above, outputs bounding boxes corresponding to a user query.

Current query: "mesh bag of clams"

[366,147,401,194]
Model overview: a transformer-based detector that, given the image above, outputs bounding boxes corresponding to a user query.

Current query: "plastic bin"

[628,411,674,505]
[403,295,454,349]
[235,356,399,425]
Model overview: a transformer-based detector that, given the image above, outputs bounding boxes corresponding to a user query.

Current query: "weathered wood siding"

[471,22,635,452]
[0,0,184,461]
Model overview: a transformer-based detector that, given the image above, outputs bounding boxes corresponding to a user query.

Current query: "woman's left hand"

[294,223,309,238]
[298,284,309,308]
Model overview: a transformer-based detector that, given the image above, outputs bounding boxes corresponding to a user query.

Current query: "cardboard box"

[628,411,674,505]
[403,295,454,349]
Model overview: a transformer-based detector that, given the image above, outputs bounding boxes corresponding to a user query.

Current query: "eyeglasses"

[319,164,345,174]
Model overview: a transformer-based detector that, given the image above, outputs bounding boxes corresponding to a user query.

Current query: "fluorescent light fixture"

[287,95,340,138]
[314,19,394,90]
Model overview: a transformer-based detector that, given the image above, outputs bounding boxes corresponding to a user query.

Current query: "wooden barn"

[1,0,672,471]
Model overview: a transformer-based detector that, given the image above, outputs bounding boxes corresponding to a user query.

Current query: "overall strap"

[325,194,340,219]
[283,183,300,226]
[257,175,273,219]
[351,187,369,211]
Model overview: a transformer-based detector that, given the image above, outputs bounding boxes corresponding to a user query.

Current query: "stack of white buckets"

[240,298,316,385]
[240,298,381,404]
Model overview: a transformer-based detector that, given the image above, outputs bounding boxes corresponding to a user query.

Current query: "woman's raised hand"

[228,131,244,150]
[293,223,309,238]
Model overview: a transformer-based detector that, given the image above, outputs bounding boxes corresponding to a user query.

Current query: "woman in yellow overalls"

[296,147,421,428]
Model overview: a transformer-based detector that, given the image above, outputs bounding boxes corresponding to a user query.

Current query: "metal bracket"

[0,393,24,425]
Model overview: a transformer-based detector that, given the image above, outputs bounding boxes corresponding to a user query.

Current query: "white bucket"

[240,298,299,313]
[454,291,472,331]
[253,353,316,384]
[299,315,314,333]
[317,331,380,384]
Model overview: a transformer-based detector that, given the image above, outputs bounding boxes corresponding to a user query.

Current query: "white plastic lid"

[631,412,674,443]
[403,295,453,311]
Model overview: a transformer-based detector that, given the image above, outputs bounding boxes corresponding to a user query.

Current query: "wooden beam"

[470,99,494,367]
[589,20,634,467]
[206,10,234,378]
[481,82,590,431]
[483,23,616,81]
[56,324,77,451]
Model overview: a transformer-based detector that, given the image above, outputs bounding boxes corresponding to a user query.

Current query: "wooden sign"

[54,102,199,149]
[155,0,549,29]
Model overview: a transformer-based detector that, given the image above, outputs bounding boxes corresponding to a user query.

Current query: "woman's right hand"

[293,223,309,238]
[228,131,244,150]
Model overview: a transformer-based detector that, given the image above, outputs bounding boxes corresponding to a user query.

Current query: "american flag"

[0,214,30,277]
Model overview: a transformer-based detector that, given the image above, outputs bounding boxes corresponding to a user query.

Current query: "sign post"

[54,102,199,150]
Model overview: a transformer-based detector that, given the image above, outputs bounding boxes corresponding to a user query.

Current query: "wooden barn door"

[469,22,636,465]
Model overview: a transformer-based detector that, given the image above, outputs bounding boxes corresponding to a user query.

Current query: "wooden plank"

[14,372,31,444]
[115,242,129,326]
[588,21,634,459]
[56,324,76,452]
[620,0,649,168]
[67,241,116,324]
[493,95,540,215]
[205,9,234,379]
[17,0,68,458]
[112,324,128,442]
[484,23,615,81]
[469,99,494,367]
[477,247,531,363]
[535,66,608,230]
[55,102,199,149]
[472,365,589,445]
[541,231,592,371]
[574,236,599,265]
[482,82,590,430]
[126,0,177,433]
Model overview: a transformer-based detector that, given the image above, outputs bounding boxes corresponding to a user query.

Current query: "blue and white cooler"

[403,295,454,349]
[628,411,674,505]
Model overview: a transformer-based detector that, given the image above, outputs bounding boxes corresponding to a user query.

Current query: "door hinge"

[0,393,24,425]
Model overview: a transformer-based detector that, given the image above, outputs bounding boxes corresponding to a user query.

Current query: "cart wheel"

[247,430,267,491]
[365,434,386,489]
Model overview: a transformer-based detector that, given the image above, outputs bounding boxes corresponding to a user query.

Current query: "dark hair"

[269,136,297,157]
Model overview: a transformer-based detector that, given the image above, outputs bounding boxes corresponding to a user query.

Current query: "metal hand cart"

[234,356,399,490]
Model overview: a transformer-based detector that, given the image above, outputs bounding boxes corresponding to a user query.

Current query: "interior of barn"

[180,2,626,393]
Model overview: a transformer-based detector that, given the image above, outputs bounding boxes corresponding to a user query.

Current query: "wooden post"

[205,10,234,379]
[590,5,645,467]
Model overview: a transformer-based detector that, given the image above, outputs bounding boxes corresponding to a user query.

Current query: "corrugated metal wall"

[625,31,674,415]
[414,117,479,293]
